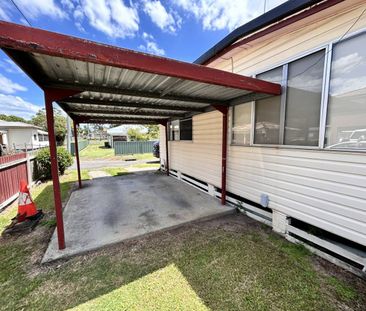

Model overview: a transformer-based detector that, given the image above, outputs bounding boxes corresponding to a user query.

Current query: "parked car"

[153,141,159,158]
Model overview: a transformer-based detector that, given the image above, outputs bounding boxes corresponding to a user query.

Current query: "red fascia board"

[0,21,280,96]
[203,0,344,65]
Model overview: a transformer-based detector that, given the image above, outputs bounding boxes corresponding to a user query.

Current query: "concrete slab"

[42,171,233,262]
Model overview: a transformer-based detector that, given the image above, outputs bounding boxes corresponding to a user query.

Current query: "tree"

[0,114,29,123]
[127,127,148,141]
[145,125,159,140]
[31,109,67,145]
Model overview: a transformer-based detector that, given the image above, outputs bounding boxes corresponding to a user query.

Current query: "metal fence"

[70,139,89,156]
[114,141,155,155]
[0,152,35,209]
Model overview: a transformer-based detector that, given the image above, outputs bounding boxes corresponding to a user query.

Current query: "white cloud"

[173,0,286,31]
[0,2,12,21]
[0,74,27,94]
[75,0,139,38]
[0,94,40,119]
[0,0,67,20]
[61,0,75,10]
[139,32,165,56]
[332,53,364,75]
[0,59,25,75]
[143,0,181,33]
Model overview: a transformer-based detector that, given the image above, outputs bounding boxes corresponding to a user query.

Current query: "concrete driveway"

[43,171,233,262]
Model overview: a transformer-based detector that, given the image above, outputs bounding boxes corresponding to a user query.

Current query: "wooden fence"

[0,153,34,209]
[114,141,155,155]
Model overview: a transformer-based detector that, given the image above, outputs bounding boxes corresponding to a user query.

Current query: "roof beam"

[50,83,221,106]
[73,112,168,120]
[0,21,281,95]
[76,116,163,124]
[66,106,186,117]
[60,97,206,112]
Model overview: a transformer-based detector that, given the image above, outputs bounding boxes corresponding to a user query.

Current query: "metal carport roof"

[0,21,280,124]
[0,21,281,251]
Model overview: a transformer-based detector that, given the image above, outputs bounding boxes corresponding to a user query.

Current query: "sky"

[0,0,287,120]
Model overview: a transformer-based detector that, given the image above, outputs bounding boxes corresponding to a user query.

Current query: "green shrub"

[36,147,73,180]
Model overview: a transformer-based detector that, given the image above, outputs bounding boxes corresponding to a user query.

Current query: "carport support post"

[73,121,82,188]
[213,106,229,205]
[45,93,66,250]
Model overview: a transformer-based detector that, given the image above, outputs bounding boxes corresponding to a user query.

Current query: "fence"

[70,139,89,156]
[114,141,155,155]
[0,153,35,209]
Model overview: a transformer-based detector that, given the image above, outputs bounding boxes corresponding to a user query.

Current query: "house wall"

[7,129,36,148]
[161,1,366,247]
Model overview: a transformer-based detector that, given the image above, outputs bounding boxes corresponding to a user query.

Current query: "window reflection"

[326,33,366,150]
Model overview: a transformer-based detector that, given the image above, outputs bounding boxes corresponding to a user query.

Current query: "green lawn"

[79,142,115,159]
[103,167,130,176]
[79,141,155,161]
[0,171,365,311]
[130,162,160,169]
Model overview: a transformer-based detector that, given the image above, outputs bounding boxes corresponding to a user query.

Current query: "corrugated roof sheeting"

[0,21,281,124]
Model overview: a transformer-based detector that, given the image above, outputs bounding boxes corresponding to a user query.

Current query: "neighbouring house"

[106,125,129,148]
[0,120,49,153]
[158,0,366,275]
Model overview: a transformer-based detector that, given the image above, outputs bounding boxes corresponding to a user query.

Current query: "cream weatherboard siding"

[160,111,222,187]
[160,0,366,247]
[209,0,366,75]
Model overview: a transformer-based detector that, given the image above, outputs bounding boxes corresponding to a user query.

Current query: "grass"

[103,167,130,176]
[79,142,115,159]
[327,276,358,301]
[130,162,160,169]
[79,141,155,161]
[0,172,365,311]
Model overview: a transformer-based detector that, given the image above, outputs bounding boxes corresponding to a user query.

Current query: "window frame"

[168,118,193,142]
[231,39,357,151]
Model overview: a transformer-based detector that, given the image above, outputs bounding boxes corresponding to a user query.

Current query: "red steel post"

[73,121,82,189]
[165,123,169,176]
[45,93,65,250]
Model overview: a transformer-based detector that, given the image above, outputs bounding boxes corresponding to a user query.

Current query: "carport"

[0,21,281,251]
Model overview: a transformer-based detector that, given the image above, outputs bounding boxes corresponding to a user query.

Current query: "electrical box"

[260,194,269,208]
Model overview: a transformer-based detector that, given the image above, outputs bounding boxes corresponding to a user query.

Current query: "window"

[169,120,180,141]
[232,103,252,145]
[169,118,192,141]
[325,33,366,150]
[254,67,283,144]
[33,134,37,140]
[284,50,325,146]
[180,118,192,140]
[39,134,43,142]
[44,135,49,142]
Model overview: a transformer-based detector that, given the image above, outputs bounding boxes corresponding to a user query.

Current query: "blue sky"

[0,0,286,119]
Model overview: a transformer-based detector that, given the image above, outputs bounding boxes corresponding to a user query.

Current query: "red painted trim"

[203,0,344,65]
[73,122,82,189]
[43,88,81,101]
[45,93,65,250]
[0,21,280,96]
